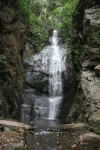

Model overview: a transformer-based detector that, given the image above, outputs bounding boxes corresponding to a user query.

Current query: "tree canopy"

[17,0,79,51]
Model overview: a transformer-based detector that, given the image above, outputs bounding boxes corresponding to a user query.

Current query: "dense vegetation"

[17,0,79,52]
[18,0,53,52]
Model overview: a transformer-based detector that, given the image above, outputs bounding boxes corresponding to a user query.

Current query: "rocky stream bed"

[0,120,100,150]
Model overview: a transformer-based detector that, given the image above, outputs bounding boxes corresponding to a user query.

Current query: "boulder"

[0,120,33,131]
[88,112,100,125]
[4,127,10,132]
[83,132,100,141]
[90,48,100,54]
[2,143,24,150]
[82,60,99,69]
[56,123,87,131]
[95,65,100,76]
[25,69,49,94]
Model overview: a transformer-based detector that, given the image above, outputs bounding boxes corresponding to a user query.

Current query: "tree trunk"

[45,0,47,22]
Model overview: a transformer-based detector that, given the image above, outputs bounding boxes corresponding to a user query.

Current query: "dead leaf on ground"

[36,142,39,145]
[79,135,83,141]
[58,146,62,149]
[55,141,60,145]
[71,144,77,148]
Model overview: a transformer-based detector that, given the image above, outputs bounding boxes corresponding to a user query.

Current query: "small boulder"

[19,128,24,132]
[95,65,100,76]
[4,127,10,132]
[71,144,77,148]
[30,121,34,126]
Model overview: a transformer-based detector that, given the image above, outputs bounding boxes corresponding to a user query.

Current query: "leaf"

[58,146,62,149]
[36,142,39,145]
[25,128,28,131]
[71,144,77,148]
[55,141,60,145]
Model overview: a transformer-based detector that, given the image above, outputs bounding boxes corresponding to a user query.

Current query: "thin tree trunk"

[45,0,47,22]
[39,12,42,19]
[30,0,32,11]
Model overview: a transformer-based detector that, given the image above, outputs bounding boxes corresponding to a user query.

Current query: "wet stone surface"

[25,130,100,150]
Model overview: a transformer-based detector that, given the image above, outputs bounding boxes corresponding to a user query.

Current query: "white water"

[49,30,62,119]
[21,29,66,125]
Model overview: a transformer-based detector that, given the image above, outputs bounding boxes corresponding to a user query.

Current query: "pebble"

[4,127,10,132]
[71,144,77,148]
[30,121,34,126]
[19,128,24,132]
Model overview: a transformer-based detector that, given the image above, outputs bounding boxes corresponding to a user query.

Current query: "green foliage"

[48,1,57,12]
[92,31,100,48]
[27,26,50,52]
[82,44,90,54]
[18,0,31,24]
[31,1,42,16]
[18,0,80,55]
[0,124,4,132]
[0,55,6,69]
[87,31,100,50]
[18,0,52,52]
[52,0,79,37]
[25,145,28,150]
[70,30,100,65]
[66,32,80,64]
[47,0,80,64]
[25,128,28,131]
[94,130,100,135]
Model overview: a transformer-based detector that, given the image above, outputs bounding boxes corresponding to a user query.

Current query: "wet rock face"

[58,56,77,119]
[0,0,27,118]
[23,44,51,94]
[20,45,52,121]
[25,70,49,94]
[21,42,77,122]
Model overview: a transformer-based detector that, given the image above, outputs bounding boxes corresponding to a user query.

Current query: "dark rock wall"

[58,55,77,119]
[0,0,27,118]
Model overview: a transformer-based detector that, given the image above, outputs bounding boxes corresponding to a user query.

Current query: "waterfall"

[49,30,62,119]
[20,29,67,126]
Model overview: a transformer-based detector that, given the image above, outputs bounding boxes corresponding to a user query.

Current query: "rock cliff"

[0,0,27,118]
[65,0,100,131]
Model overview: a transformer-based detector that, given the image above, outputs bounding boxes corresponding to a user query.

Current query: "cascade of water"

[20,29,66,126]
[49,30,62,119]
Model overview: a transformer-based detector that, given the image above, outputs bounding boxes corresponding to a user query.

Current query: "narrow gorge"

[0,0,100,149]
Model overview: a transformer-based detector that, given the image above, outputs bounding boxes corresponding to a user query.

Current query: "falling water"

[49,30,62,119]
[20,29,66,126]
